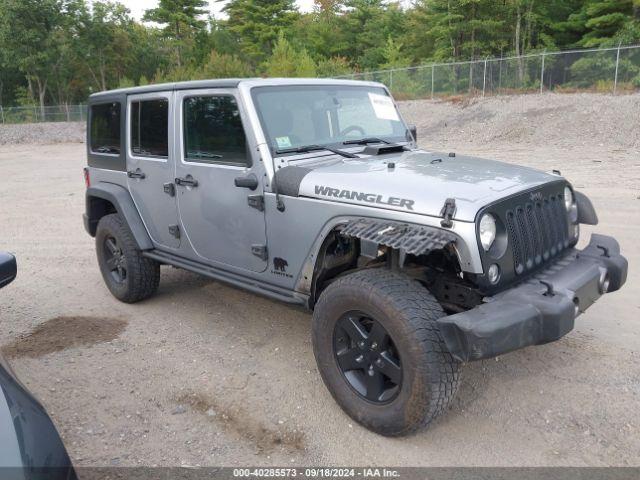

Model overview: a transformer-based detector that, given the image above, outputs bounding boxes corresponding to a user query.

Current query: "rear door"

[126,92,180,250]
[174,89,267,272]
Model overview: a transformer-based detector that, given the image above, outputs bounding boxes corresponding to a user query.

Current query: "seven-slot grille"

[505,193,570,275]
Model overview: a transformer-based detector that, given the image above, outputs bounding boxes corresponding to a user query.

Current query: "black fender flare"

[85,182,153,250]
[575,191,598,225]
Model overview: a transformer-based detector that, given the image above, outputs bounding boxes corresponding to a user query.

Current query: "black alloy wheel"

[103,235,127,284]
[95,213,160,303]
[333,312,402,404]
[312,269,461,435]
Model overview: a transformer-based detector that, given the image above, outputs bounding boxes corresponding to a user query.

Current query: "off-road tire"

[312,269,460,436]
[95,213,160,303]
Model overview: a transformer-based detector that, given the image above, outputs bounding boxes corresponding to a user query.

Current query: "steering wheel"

[340,125,366,137]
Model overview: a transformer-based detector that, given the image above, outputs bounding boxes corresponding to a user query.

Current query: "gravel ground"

[0,93,638,467]
[0,121,85,145]
[401,92,640,151]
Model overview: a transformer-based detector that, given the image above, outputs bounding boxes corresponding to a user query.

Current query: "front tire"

[312,269,460,436]
[95,213,160,303]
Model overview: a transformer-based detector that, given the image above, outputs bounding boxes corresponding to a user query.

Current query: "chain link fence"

[2,45,639,124]
[0,104,86,125]
[338,44,640,100]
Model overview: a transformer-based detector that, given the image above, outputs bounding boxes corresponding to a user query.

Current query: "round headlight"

[479,213,497,251]
[564,186,574,211]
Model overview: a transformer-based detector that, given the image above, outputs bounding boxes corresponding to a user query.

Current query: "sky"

[118,0,317,20]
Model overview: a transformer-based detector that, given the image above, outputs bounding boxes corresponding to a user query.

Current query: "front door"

[174,89,267,273]
[126,92,180,250]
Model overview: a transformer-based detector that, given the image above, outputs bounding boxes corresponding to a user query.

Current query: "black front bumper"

[438,234,628,362]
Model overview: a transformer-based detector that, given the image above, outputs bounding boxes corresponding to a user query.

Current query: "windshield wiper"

[342,137,390,146]
[275,144,357,159]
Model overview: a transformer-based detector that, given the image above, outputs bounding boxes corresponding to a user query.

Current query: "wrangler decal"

[314,185,415,211]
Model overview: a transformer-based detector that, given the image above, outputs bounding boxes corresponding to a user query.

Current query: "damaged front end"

[438,234,628,362]
[339,217,458,259]
[308,217,483,313]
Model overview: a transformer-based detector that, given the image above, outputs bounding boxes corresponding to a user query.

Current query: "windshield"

[251,85,408,154]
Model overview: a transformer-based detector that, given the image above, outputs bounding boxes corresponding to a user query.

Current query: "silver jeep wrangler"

[83,78,628,436]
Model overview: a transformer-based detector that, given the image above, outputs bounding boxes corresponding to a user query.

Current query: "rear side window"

[183,95,248,166]
[90,102,121,155]
[131,99,169,157]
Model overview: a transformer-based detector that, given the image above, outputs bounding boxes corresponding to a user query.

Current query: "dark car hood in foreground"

[0,361,76,479]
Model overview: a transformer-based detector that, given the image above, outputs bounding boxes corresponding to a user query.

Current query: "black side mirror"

[408,125,418,142]
[234,173,259,190]
[0,252,17,289]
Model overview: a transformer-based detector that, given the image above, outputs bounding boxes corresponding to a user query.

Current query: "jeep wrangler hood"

[297,150,561,222]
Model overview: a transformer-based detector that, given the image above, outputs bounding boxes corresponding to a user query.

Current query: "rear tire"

[95,213,160,303]
[312,269,460,436]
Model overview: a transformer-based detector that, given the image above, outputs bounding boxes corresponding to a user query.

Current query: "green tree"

[154,64,199,83]
[221,0,298,64]
[0,30,25,106]
[199,51,253,78]
[617,0,640,44]
[542,0,580,47]
[50,3,83,109]
[316,56,352,77]
[76,1,134,92]
[313,0,342,13]
[407,0,504,62]
[380,36,410,69]
[3,0,640,109]
[263,32,317,77]
[291,2,349,62]
[0,0,66,115]
[118,76,136,88]
[126,23,169,88]
[568,0,638,46]
[143,0,208,67]
[379,36,421,98]
[155,50,252,82]
[193,16,238,63]
[340,0,408,70]
[6,86,38,122]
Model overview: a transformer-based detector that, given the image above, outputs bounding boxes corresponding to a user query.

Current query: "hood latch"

[440,198,457,228]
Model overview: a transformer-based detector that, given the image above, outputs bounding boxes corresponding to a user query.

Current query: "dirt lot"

[0,93,639,467]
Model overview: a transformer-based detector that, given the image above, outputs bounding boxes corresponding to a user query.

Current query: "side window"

[90,102,121,155]
[130,99,169,158]
[183,95,248,166]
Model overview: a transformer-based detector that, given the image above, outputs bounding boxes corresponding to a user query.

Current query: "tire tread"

[313,268,460,436]
[96,213,160,303]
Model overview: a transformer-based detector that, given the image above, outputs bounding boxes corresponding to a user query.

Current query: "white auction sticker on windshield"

[368,92,399,121]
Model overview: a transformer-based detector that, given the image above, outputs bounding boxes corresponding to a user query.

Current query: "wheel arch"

[85,182,153,251]
[298,217,467,309]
